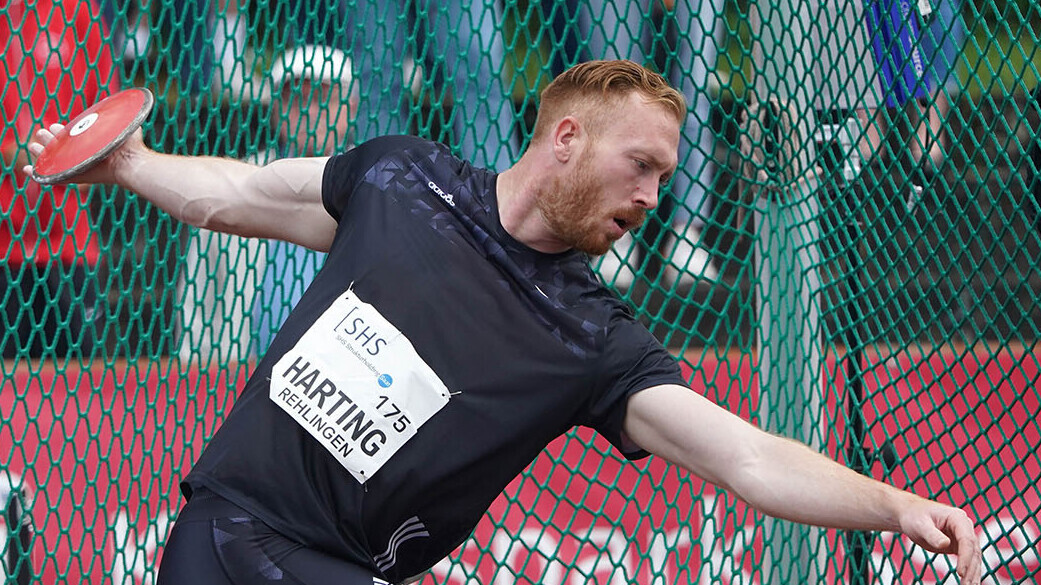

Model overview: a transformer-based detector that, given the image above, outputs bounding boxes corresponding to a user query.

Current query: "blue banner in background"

[865,0,930,107]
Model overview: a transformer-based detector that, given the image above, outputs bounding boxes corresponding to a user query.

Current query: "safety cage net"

[1,0,1039,582]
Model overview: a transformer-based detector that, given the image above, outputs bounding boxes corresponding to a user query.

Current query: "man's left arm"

[623,383,983,585]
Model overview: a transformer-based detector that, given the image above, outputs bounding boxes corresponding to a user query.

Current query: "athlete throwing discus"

[25,61,983,585]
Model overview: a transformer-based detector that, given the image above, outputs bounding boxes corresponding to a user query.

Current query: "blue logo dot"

[378,374,393,388]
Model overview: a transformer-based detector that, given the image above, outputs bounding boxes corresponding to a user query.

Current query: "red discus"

[32,87,154,185]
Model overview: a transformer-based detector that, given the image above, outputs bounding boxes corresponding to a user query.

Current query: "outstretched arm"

[624,384,983,585]
[25,124,338,251]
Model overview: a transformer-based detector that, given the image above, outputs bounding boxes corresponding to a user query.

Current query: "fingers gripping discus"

[32,88,154,185]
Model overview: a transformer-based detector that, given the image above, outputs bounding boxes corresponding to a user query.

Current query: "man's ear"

[552,116,582,163]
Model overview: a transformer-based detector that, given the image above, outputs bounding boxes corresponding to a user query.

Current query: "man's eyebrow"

[641,150,678,178]
[631,147,670,167]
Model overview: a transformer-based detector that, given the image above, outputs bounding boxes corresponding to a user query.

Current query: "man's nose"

[634,181,660,210]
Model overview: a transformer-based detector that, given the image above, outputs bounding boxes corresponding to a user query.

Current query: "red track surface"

[2,347,1037,583]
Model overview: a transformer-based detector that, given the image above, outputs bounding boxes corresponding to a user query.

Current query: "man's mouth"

[613,209,646,232]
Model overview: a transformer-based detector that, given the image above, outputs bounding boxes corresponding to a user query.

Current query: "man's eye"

[635,159,649,171]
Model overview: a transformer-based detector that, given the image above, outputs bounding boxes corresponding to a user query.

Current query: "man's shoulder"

[328,136,459,183]
[325,135,435,182]
[354,135,451,160]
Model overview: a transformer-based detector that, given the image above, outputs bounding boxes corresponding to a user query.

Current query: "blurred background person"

[1,0,117,360]
[913,0,967,176]
[581,0,722,288]
[342,0,517,171]
[251,44,356,354]
[539,0,586,77]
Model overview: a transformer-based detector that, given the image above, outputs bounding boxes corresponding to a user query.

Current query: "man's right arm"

[26,124,339,251]
[623,384,982,584]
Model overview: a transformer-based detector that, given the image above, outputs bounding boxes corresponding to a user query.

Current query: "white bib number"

[270,289,450,483]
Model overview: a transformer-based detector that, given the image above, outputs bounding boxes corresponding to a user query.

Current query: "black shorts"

[158,488,386,585]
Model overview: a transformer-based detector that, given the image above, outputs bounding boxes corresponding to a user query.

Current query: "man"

[26,60,982,584]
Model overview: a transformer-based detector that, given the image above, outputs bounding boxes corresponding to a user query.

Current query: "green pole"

[749,1,879,582]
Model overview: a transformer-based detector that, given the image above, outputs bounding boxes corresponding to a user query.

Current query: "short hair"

[530,60,686,143]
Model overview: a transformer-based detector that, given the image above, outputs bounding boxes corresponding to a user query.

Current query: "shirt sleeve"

[321,148,365,222]
[583,313,688,460]
[321,135,425,221]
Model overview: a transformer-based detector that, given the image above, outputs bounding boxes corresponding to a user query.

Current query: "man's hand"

[4,141,42,204]
[898,500,983,585]
[23,122,146,186]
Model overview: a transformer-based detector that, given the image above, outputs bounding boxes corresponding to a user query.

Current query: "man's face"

[279,80,355,156]
[536,93,681,256]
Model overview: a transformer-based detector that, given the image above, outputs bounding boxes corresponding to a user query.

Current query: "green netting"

[1,0,1039,582]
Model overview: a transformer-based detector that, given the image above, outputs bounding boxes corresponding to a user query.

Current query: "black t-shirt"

[183,136,686,583]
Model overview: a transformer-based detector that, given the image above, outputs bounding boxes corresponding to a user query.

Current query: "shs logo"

[335,305,388,356]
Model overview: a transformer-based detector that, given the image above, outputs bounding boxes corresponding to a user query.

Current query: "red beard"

[535,151,646,256]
